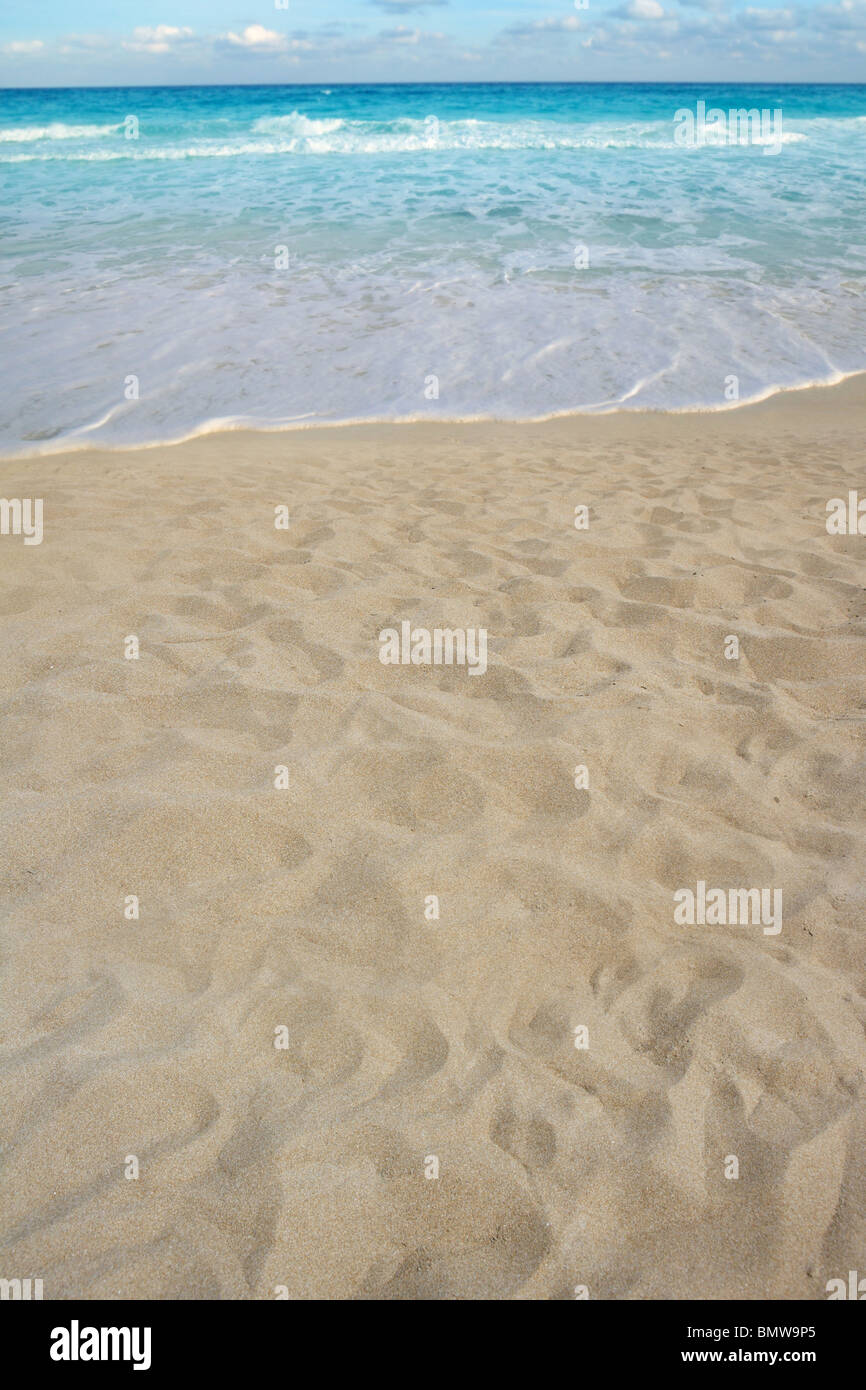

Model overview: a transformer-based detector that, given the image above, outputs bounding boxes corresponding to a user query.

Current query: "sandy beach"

[1,377,864,1300]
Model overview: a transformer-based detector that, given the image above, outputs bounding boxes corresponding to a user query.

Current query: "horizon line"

[3,79,866,93]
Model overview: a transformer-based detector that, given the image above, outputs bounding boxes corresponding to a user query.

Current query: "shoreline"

[4,368,866,466]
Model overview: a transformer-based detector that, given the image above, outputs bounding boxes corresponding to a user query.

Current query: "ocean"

[1,81,864,454]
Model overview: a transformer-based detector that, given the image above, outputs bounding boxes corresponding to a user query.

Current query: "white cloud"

[2,39,44,55]
[380,25,424,42]
[124,26,194,54]
[371,0,448,9]
[626,0,665,17]
[501,15,582,39]
[223,25,288,51]
[744,8,799,27]
[815,0,866,25]
[531,15,582,29]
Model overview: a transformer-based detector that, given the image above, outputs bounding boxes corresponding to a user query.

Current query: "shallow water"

[1,82,864,452]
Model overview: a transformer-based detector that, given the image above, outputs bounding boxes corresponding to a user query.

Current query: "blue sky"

[1,0,864,84]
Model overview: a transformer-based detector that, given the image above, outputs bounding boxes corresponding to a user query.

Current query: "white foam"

[0,121,121,142]
[0,112,822,162]
[251,112,345,137]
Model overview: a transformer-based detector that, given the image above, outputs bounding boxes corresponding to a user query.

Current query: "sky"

[0,0,864,85]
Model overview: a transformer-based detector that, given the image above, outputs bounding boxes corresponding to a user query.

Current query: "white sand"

[1,377,864,1299]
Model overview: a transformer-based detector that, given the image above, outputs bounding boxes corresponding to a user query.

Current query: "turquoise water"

[1,82,865,452]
